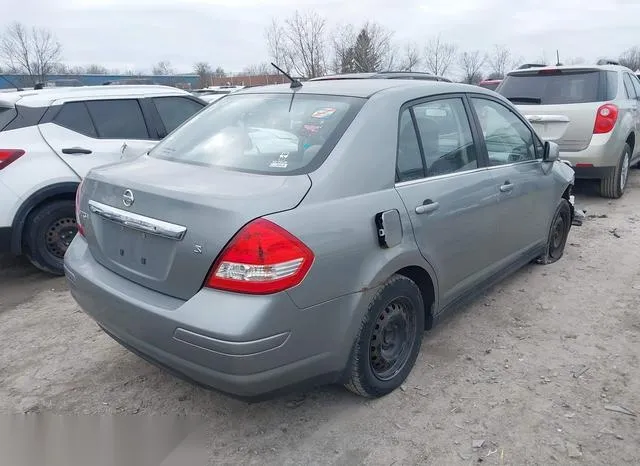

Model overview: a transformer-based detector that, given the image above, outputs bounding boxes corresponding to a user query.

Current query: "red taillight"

[205,218,314,295]
[75,178,86,237]
[594,104,618,134]
[0,149,25,170]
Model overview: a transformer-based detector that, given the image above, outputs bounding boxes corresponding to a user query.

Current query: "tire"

[537,199,572,265]
[344,274,425,398]
[23,200,77,275]
[600,143,631,199]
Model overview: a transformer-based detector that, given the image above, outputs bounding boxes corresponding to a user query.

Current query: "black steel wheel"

[345,274,425,398]
[24,199,77,275]
[369,297,417,381]
[537,199,572,265]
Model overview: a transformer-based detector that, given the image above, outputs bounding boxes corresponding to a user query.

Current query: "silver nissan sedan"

[64,79,575,399]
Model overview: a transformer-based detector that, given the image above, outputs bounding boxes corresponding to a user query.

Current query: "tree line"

[2,17,640,88]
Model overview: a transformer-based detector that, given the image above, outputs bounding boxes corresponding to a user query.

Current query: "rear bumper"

[0,227,11,253]
[64,237,366,399]
[559,133,623,179]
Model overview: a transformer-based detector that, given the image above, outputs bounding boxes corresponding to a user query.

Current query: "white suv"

[0,85,206,274]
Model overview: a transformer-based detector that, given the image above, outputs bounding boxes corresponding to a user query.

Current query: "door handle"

[499,182,514,193]
[62,147,92,155]
[415,200,440,215]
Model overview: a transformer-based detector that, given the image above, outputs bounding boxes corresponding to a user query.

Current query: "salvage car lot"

[1,178,639,464]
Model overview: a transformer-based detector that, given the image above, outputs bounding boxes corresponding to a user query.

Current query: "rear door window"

[623,73,637,100]
[85,99,150,139]
[0,106,17,130]
[53,102,97,137]
[499,70,603,104]
[148,93,364,175]
[152,96,205,134]
[631,74,640,99]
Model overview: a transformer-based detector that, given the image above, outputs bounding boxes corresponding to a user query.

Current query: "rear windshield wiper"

[505,97,542,104]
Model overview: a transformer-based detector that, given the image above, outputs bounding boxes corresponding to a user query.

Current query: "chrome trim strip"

[88,200,187,240]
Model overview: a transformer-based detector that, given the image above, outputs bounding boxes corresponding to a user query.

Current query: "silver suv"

[498,64,640,198]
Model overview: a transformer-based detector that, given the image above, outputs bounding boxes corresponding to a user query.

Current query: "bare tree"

[423,35,457,77]
[265,18,291,72]
[399,41,421,72]
[0,22,62,84]
[459,50,486,84]
[85,64,108,74]
[266,10,328,78]
[242,63,274,76]
[486,45,513,79]
[619,47,640,71]
[213,66,226,78]
[194,62,212,87]
[152,60,173,75]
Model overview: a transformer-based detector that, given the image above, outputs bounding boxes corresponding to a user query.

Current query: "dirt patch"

[1,176,639,465]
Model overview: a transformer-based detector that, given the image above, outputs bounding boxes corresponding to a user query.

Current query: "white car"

[0,85,206,274]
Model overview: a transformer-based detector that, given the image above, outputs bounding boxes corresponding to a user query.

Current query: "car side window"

[85,99,150,139]
[622,73,638,100]
[396,109,425,182]
[471,97,537,166]
[623,73,638,100]
[632,74,640,99]
[412,98,478,177]
[53,102,97,138]
[152,97,204,134]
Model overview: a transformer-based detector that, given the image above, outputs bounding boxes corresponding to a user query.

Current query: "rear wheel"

[537,199,572,265]
[600,143,631,199]
[23,200,77,275]
[344,275,425,398]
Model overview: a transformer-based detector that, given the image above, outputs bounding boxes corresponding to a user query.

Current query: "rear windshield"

[479,82,500,91]
[0,106,17,130]
[149,93,364,175]
[498,70,614,104]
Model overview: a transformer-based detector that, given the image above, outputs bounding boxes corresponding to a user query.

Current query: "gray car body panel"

[65,79,574,398]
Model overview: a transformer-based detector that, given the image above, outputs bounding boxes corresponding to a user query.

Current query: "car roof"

[237,79,490,99]
[507,64,631,76]
[1,85,192,108]
[310,71,451,82]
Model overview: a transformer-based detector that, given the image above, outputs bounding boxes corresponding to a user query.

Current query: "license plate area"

[99,220,175,278]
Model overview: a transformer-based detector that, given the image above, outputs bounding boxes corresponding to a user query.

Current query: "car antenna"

[556,50,562,66]
[270,62,302,89]
[0,75,23,91]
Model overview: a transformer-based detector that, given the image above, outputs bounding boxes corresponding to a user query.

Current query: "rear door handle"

[415,200,440,214]
[499,182,514,193]
[62,147,92,155]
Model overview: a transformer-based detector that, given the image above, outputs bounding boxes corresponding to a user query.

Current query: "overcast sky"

[5,0,640,75]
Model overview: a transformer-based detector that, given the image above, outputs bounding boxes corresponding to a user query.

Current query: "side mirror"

[543,140,559,162]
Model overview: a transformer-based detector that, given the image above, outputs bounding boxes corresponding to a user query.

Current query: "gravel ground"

[1,176,639,465]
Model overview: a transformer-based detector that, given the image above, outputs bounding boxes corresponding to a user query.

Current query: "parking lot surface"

[1,176,639,465]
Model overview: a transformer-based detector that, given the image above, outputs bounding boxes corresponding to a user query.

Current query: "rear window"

[0,106,17,130]
[148,93,364,175]
[498,70,614,104]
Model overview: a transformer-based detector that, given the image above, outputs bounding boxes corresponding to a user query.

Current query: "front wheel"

[23,200,78,275]
[344,275,425,398]
[537,199,572,265]
[600,143,631,199]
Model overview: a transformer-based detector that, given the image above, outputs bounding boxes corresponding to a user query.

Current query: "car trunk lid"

[499,68,615,151]
[80,155,312,300]
[515,103,598,151]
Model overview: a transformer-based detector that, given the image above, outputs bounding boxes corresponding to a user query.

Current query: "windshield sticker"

[269,160,288,168]
[303,124,322,133]
[269,152,289,168]
[311,108,337,119]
